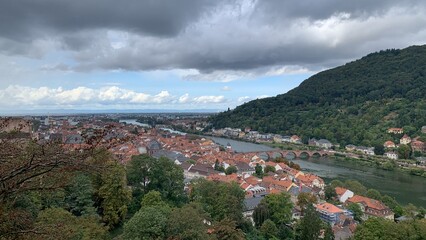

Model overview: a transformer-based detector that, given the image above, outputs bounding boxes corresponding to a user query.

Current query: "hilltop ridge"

[211,45,426,146]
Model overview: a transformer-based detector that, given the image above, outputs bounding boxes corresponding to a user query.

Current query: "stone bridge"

[260,150,331,160]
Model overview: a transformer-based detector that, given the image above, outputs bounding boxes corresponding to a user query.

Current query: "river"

[209,136,426,207]
[119,119,151,128]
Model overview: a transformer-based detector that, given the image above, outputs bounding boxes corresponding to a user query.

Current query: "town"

[2,114,423,239]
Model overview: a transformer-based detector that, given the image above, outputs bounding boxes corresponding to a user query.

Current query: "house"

[422,126,426,134]
[384,152,398,160]
[411,140,425,152]
[387,128,403,134]
[317,139,333,149]
[296,173,325,189]
[152,149,189,164]
[183,163,220,180]
[147,140,162,155]
[273,135,283,143]
[333,218,357,240]
[308,138,318,146]
[290,135,302,144]
[400,134,411,145]
[63,134,84,144]
[345,145,356,151]
[356,146,375,155]
[383,141,396,148]
[235,161,255,175]
[346,195,394,220]
[315,202,351,225]
[335,187,354,203]
[282,135,291,143]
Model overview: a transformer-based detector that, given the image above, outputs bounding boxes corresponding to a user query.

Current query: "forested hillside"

[211,45,426,146]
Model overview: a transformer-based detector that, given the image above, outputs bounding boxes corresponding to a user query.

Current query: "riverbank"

[204,135,426,207]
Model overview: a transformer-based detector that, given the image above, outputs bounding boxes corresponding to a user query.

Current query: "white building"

[385,152,398,160]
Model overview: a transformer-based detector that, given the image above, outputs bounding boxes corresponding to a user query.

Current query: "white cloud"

[193,95,226,104]
[178,93,190,103]
[221,86,231,91]
[0,85,229,109]
[238,96,252,103]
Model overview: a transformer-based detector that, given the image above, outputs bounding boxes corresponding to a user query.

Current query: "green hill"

[210,45,426,147]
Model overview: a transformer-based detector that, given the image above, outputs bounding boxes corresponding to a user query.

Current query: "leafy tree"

[64,173,96,216]
[347,203,363,222]
[404,203,418,220]
[288,162,301,171]
[366,189,382,200]
[0,192,42,238]
[127,154,186,206]
[40,190,65,210]
[0,139,107,201]
[344,180,367,195]
[214,159,224,172]
[255,163,264,178]
[417,207,426,219]
[166,203,210,240]
[296,193,317,212]
[126,154,151,212]
[330,180,344,189]
[355,217,426,240]
[374,144,385,155]
[296,205,322,240]
[190,179,245,223]
[354,217,397,240]
[31,208,107,240]
[264,165,276,174]
[213,218,245,240]
[324,185,337,201]
[95,162,131,229]
[398,144,412,159]
[323,223,335,240]
[226,166,238,175]
[260,219,279,239]
[381,195,403,217]
[263,193,293,225]
[123,206,170,240]
[253,202,270,228]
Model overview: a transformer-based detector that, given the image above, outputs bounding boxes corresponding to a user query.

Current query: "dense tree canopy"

[95,162,131,229]
[262,192,293,226]
[296,204,322,240]
[354,218,426,240]
[127,154,186,208]
[190,179,245,224]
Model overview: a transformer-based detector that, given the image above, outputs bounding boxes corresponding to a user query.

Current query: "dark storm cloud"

[253,0,425,21]
[0,0,426,75]
[0,0,222,40]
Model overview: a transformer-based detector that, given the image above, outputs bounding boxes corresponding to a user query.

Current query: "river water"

[119,119,151,128]
[209,136,426,207]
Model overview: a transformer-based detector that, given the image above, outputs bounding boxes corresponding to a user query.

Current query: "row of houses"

[345,145,375,155]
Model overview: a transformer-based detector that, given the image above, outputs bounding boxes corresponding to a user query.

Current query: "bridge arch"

[299,151,310,159]
[284,151,296,160]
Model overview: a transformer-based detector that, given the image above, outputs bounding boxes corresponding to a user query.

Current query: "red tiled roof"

[384,141,395,147]
[347,195,388,211]
[335,187,348,196]
[316,202,344,214]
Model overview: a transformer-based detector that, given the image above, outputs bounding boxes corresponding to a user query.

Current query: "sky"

[1,0,426,113]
